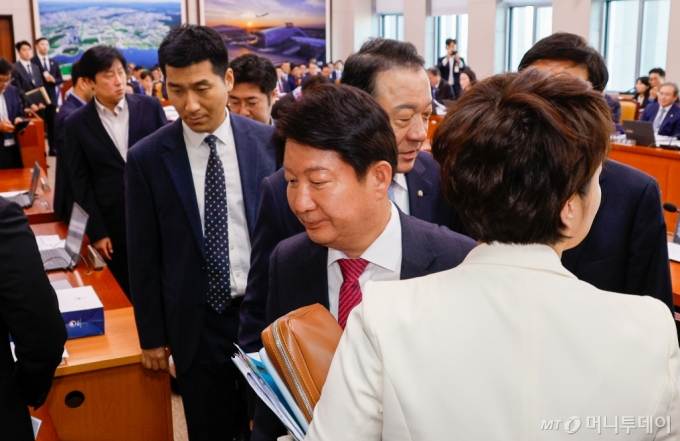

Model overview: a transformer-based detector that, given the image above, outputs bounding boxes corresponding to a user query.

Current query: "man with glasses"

[229,54,277,126]
[0,57,27,169]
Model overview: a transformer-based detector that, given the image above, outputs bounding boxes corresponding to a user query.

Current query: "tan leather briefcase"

[262,303,342,423]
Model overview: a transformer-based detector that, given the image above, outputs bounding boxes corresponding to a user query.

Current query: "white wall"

[0,0,33,57]
[552,0,592,40]
[666,0,680,82]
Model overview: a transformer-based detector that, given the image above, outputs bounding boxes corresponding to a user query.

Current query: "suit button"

[201,266,206,272]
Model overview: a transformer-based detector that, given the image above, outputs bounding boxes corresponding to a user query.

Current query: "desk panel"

[0,166,56,224]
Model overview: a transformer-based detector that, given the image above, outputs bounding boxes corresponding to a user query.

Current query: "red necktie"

[337,258,369,329]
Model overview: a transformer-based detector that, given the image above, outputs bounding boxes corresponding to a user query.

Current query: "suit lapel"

[126,94,143,146]
[83,100,126,166]
[659,104,677,134]
[161,120,205,257]
[294,238,330,308]
[231,113,260,237]
[399,210,437,279]
[405,154,433,218]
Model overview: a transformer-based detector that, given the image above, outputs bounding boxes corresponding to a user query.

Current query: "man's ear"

[370,161,393,194]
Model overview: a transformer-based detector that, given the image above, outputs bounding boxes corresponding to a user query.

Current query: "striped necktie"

[337,258,370,329]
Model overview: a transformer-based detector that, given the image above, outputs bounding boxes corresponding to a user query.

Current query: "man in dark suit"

[518,33,673,313]
[54,61,93,221]
[229,54,277,126]
[640,82,680,138]
[437,38,466,96]
[128,65,144,94]
[32,37,63,155]
[12,41,44,114]
[329,60,343,83]
[427,66,455,102]
[65,46,166,297]
[0,197,67,441]
[253,83,476,440]
[125,25,277,441]
[239,38,466,358]
[0,57,27,169]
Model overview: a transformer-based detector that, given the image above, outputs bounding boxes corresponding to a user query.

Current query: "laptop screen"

[28,162,40,203]
[65,202,89,265]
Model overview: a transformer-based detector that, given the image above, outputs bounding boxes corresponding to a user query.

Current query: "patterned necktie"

[654,108,668,131]
[337,258,370,329]
[204,134,231,313]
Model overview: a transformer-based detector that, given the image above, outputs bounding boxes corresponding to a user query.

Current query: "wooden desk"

[30,222,173,441]
[609,143,680,234]
[0,166,56,224]
[31,222,131,310]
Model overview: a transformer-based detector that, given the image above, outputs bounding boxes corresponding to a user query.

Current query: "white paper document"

[668,242,680,263]
[0,191,23,198]
[31,416,42,439]
[35,234,64,251]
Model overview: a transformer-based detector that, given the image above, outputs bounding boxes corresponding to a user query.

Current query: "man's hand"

[38,103,46,110]
[650,87,659,100]
[141,347,169,372]
[44,72,56,83]
[0,121,14,133]
[454,53,461,63]
[13,117,23,125]
[30,104,39,113]
[93,237,114,260]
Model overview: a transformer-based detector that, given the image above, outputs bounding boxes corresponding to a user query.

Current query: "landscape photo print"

[205,0,328,66]
[33,0,184,75]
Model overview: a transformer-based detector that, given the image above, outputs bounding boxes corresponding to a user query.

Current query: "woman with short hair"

[303,69,680,441]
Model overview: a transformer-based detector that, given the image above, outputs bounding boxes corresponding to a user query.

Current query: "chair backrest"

[619,99,640,123]
[427,115,444,142]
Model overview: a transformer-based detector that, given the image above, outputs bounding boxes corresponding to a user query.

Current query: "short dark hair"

[427,67,441,77]
[432,69,611,245]
[158,25,229,79]
[445,38,457,46]
[301,74,329,91]
[518,32,609,92]
[15,41,31,51]
[660,82,679,96]
[140,70,153,81]
[341,38,425,98]
[35,37,48,45]
[649,67,666,78]
[230,54,277,95]
[70,60,82,86]
[78,46,127,81]
[0,57,12,76]
[133,65,144,72]
[273,84,397,180]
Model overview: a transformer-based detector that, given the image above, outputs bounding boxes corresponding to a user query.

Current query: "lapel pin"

[417,190,424,198]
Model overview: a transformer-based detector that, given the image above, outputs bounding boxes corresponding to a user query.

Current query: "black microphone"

[663,202,679,213]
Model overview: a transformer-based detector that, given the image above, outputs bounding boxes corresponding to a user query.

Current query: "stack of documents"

[668,242,680,263]
[232,345,307,440]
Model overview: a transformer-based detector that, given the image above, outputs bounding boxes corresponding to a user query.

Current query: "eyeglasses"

[0,78,10,85]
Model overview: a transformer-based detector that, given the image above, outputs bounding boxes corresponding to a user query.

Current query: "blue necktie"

[26,64,33,83]
[43,57,49,73]
[388,181,396,203]
[204,134,231,313]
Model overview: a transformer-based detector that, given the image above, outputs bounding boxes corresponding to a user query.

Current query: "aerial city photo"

[37,0,182,74]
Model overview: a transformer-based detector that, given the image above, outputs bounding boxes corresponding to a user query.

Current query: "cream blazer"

[305,243,680,440]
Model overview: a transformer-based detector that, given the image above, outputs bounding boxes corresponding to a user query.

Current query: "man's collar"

[182,108,231,149]
[94,95,126,116]
[328,202,401,272]
[393,173,407,191]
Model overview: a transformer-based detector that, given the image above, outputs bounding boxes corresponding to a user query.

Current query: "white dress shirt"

[327,202,402,319]
[21,61,35,85]
[183,109,251,296]
[94,96,129,161]
[38,56,50,75]
[653,103,672,132]
[0,91,15,147]
[391,173,409,215]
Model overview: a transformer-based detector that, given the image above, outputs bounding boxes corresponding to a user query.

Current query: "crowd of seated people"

[2,25,680,441]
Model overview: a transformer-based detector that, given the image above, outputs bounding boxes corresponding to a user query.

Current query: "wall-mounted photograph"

[32,0,184,75]
[205,0,328,66]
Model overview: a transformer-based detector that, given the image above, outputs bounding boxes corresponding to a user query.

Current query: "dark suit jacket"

[238,151,467,353]
[125,114,277,373]
[287,75,300,91]
[64,93,166,247]
[562,159,673,313]
[0,198,67,441]
[30,55,63,105]
[436,56,466,96]
[640,102,680,137]
[12,61,43,100]
[53,93,85,220]
[329,71,342,82]
[0,85,25,169]
[605,94,621,124]
[433,79,455,102]
[253,210,477,440]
